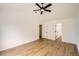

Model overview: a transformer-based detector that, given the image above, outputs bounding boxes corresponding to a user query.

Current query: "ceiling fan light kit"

[33,3,52,15]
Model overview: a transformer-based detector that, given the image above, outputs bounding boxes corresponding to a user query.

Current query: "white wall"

[0,3,79,51]
[77,5,79,51]
[77,6,79,39]
[40,3,79,52]
[42,17,79,51]
[0,4,40,51]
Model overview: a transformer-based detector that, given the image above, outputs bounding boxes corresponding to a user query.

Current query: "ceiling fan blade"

[41,11,43,14]
[36,3,41,8]
[44,3,52,8]
[33,9,41,11]
[44,9,51,12]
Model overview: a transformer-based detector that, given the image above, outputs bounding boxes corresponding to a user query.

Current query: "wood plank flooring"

[0,38,79,56]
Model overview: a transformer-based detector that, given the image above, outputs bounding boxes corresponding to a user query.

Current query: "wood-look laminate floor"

[0,39,79,56]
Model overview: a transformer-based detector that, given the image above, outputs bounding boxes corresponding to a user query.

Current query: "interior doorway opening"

[55,23,62,41]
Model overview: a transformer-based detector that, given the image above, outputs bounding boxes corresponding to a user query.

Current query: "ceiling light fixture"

[33,3,52,15]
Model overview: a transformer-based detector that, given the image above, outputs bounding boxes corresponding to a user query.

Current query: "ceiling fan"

[33,3,52,15]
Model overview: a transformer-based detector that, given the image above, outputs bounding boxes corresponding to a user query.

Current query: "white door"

[55,23,62,40]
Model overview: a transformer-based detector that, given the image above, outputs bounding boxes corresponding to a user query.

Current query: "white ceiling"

[0,3,79,22]
[35,3,79,21]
